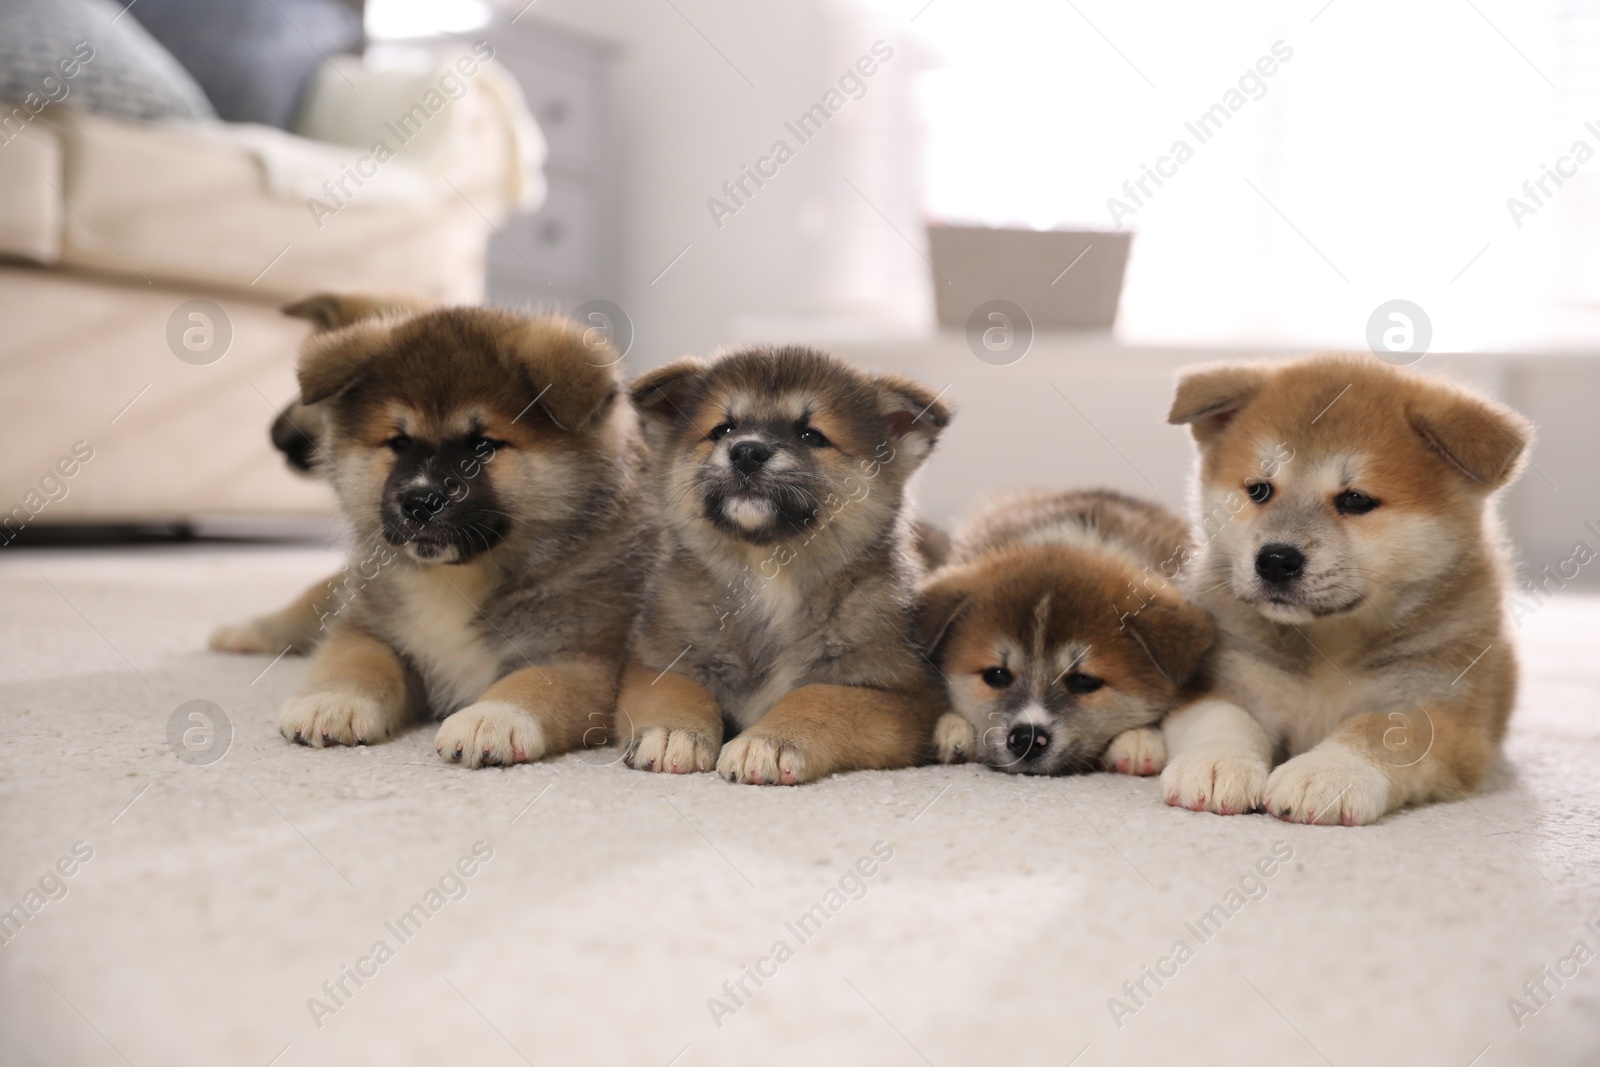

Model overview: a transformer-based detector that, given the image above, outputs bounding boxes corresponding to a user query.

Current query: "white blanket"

[184,48,547,212]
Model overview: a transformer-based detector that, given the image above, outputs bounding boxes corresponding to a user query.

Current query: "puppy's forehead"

[1302,451,1365,488]
[1245,438,1367,488]
[977,583,1109,653]
[960,613,1093,680]
[711,385,821,421]
[1225,365,1426,466]
[373,398,512,436]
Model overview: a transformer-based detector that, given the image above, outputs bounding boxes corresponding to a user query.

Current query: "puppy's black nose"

[401,489,445,525]
[1256,544,1306,586]
[729,440,772,476]
[1006,723,1049,759]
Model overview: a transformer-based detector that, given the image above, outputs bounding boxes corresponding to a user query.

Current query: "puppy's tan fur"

[214,294,653,767]
[918,490,1213,776]
[1160,354,1532,824]
[618,346,950,785]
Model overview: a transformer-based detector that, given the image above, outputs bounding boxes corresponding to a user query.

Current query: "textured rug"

[1,545,1597,1067]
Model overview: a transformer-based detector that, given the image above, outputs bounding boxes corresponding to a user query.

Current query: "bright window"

[909,0,1598,351]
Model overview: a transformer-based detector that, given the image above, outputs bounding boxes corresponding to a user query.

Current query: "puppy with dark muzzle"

[1160,354,1532,824]
[918,489,1214,776]
[617,346,951,785]
[211,293,653,767]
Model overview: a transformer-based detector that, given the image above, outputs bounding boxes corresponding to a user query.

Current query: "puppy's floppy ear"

[1121,597,1215,689]
[298,320,394,403]
[631,357,709,424]
[495,315,621,431]
[270,401,325,475]
[1168,362,1271,446]
[914,567,974,661]
[1406,384,1533,489]
[875,373,951,463]
[282,292,429,332]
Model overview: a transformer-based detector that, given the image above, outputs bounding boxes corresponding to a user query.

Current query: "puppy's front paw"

[210,617,295,655]
[280,689,399,747]
[933,713,977,764]
[1103,727,1166,775]
[718,734,811,785]
[1265,745,1393,826]
[1161,749,1268,815]
[436,701,547,769]
[625,726,718,774]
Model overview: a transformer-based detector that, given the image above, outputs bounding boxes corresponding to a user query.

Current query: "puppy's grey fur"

[617,345,952,785]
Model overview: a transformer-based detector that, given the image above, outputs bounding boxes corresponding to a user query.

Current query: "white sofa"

[0,51,542,528]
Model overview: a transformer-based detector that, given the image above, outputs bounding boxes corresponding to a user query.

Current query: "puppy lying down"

[919,489,1214,776]
[212,294,654,768]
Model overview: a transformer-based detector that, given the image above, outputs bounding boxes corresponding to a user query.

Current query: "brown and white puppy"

[618,345,950,785]
[918,489,1214,776]
[215,294,653,767]
[1161,354,1532,824]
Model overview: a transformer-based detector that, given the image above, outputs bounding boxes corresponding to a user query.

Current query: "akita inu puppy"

[918,489,1214,776]
[1161,354,1532,824]
[212,294,654,768]
[618,346,950,785]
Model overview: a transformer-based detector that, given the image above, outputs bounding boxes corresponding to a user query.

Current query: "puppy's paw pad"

[435,702,546,770]
[1161,749,1268,815]
[1265,746,1392,826]
[625,726,718,773]
[1103,727,1166,775]
[933,713,977,764]
[209,618,287,655]
[280,690,395,747]
[718,735,810,786]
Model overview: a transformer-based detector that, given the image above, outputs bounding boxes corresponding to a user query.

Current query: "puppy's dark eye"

[469,434,507,454]
[1335,490,1380,515]
[386,434,411,453]
[1064,672,1104,695]
[798,427,832,449]
[980,666,1013,689]
[708,422,735,442]
[1246,481,1273,504]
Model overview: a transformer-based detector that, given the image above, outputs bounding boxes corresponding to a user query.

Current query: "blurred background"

[1,0,1596,576]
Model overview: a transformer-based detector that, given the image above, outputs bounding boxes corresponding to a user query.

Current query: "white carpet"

[1,545,1598,1067]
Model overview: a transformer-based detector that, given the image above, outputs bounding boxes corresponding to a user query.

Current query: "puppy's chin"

[723,495,775,532]
[382,526,495,566]
[701,487,809,546]
[401,539,464,565]
[1251,592,1365,624]
[1255,599,1318,625]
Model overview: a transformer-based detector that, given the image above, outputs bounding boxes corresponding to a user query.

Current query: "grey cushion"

[0,0,216,125]
[128,0,363,129]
